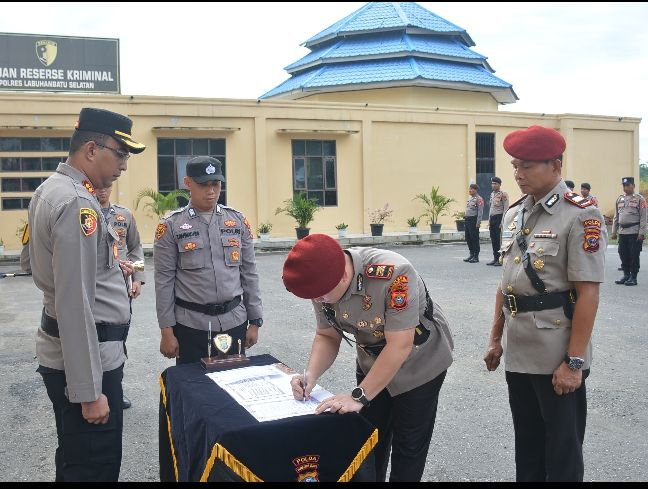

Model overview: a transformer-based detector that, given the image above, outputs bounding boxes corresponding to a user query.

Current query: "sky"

[2,2,647,163]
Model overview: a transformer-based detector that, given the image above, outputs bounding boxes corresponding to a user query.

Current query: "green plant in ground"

[257,222,272,234]
[406,216,421,227]
[335,222,349,230]
[414,187,456,225]
[134,188,190,219]
[453,210,466,221]
[368,203,393,224]
[16,219,27,239]
[275,192,321,229]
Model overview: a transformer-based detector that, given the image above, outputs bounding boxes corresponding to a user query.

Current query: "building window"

[476,133,495,220]
[1,177,46,192]
[0,157,61,172]
[1,197,31,210]
[291,140,337,206]
[157,138,226,205]
[0,137,69,152]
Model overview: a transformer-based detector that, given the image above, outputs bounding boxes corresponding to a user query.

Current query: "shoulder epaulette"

[163,206,186,221]
[564,192,595,208]
[508,194,528,209]
[220,204,242,215]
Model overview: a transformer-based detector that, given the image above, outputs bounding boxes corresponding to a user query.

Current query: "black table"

[159,354,377,482]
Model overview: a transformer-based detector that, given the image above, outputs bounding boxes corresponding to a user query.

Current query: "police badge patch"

[583,218,601,253]
[389,275,408,310]
[79,208,98,236]
[155,223,167,240]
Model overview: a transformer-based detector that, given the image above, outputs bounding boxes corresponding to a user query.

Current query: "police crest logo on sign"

[35,40,58,67]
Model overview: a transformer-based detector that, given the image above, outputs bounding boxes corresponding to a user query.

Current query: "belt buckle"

[207,304,220,315]
[505,294,518,317]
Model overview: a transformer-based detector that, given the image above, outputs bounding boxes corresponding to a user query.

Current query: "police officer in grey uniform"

[484,126,606,482]
[282,234,453,482]
[487,176,509,266]
[28,107,145,481]
[611,177,647,286]
[579,183,599,207]
[97,184,144,409]
[464,183,484,263]
[154,156,263,364]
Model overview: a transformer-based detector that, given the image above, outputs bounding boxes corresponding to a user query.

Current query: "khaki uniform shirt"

[465,194,484,220]
[102,203,145,283]
[488,190,509,218]
[499,180,607,374]
[28,163,129,402]
[612,193,647,236]
[313,247,453,396]
[154,202,262,331]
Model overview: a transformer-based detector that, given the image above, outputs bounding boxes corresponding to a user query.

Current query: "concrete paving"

[0,242,646,481]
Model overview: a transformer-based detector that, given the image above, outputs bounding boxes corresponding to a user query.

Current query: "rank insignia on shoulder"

[243,217,252,231]
[545,193,560,208]
[365,264,394,279]
[188,208,197,218]
[82,180,95,195]
[155,223,167,240]
[508,194,528,209]
[564,192,594,208]
[184,242,197,251]
[224,219,237,227]
[79,208,98,237]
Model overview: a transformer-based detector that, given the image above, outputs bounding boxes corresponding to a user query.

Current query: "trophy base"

[201,354,250,372]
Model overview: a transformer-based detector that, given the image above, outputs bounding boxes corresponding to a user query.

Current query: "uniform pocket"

[528,240,559,257]
[221,236,241,267]
[533,307,571,329]
[177,237,205,270]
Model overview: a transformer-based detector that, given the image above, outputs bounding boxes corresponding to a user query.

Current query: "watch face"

[568,357,584,370]
[351,387,363,400]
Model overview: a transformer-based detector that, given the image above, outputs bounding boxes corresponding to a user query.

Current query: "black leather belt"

[40,309,130,342]
[620,222,640,229]
[503,290,576,318]
[175,296,241,316]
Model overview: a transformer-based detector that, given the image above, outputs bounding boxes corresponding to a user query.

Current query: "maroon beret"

[282,234,346,299]
[503,125,566,161]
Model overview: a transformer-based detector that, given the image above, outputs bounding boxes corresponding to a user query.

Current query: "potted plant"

[335,222,349,238]
[453,211,466,232]
[413,187,456,233]
[257,222,272,242]
[368,203,393,236]
[134,188,190,219]
[0,237,4,256]
[275,192,321,239]
[406,216,421,233]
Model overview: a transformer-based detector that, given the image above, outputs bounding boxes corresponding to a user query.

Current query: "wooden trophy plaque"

[201,333,250,372]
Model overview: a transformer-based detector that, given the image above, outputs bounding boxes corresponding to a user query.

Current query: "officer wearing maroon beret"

[282,234,453,482]
[483,125,606,481]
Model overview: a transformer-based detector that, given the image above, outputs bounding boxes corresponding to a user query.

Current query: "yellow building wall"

[0,93,640,250]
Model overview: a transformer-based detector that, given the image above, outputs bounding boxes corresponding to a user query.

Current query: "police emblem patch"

[389,275,409,310]
[365,264,394,279]
[184,242,197,251]
[583,218,601,253]
[79,208,98,236]
[35,40,57,67]
[293,455,320,482]
[231,250,240,261]
[155,223,167,240]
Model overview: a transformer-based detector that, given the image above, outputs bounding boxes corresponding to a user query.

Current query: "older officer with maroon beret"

[483,125,606,481]
[29,107,145,481]
[282,234,453,482]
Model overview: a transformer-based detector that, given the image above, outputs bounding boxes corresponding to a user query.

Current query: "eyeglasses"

[92,141,130,160]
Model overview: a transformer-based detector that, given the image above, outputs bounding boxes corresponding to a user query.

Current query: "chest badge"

[116,214,126,222]
[533,259,545,270]
[342,312,349,320]
[224,219,237,227]
[184,242,197,251]
[365,264,394,280]
[357,320,369,328]
[179,223,192,230]
[508,222,516,231]
[231,250,240,262]
[362,295,372,311]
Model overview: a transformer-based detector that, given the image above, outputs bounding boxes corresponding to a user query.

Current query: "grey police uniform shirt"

[101,203,145,283]
[313,247,453,396]
[465,194,484,220]
[488,190,509,218]
[154,202,262,331]
[28,162,129,402]
[499,180,607,374]
[612,192,647,236]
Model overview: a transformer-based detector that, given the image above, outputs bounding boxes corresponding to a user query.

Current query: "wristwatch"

[564,354,585,371]
[249,318,263,327]
[351,386,370,407]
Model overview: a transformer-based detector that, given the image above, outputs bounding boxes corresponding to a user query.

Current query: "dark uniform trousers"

[506,370,589,482]
[489,214,503,261]
[618,234,642,275]
[38,364,124,482]
[465,216,480,258]
[356,364,447,482]
[158,320,248,482]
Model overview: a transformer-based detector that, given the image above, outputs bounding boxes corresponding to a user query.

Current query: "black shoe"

[468,256,479,263]
[463,256,473,262]
[492,262,502,267]
[486,259,498,266]
[615,274,630,285]
[625,276,638,286]
[122,394,132,410]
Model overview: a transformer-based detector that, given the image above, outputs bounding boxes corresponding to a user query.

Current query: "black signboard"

[0,32,120,93]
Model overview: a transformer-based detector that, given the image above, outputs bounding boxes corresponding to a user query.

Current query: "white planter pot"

[260,233,270,242]
[0,245,4,256]
[337,229,347,238]
[409,227,417,234]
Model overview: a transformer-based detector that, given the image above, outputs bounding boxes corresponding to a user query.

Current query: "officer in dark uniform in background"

[463,183,484,263]
[28,107,145,481]
[484,125,606,482]
[154,156,263,364]
[611,177,647,286]
[96,184,144,409]
[487,176,509,266]
[282,234,453,482]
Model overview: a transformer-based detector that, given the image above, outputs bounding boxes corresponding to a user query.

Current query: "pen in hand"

[302,369,308,401]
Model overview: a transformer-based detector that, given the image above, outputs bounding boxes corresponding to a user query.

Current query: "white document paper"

[206,363,334,422]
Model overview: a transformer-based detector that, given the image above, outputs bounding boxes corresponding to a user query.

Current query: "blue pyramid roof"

[261,2,517,104]
[304,2,474,48]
